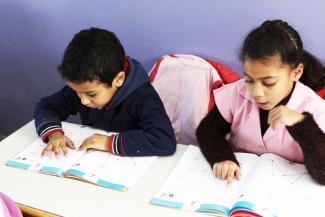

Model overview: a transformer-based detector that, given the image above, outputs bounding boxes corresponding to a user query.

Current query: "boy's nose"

[80,95,90,105]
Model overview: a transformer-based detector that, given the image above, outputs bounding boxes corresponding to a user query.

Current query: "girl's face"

[243,57,303,110]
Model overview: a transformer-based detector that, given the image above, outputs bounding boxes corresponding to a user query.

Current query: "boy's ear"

[112,71,126,87]
[292,63,304,81]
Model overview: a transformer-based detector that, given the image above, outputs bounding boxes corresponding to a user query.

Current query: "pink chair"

[149,54,240,145]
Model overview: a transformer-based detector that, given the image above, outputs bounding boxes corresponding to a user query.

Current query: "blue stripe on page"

[6,160,31,169]
[65,169,85,177]
[232,201,254,211]
[150,198,183,209]
[96,179,125,191]
[40,166,64,176]
[197,203,230,214]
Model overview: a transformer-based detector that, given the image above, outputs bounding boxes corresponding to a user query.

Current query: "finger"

[78,143,85,151]
[269,106,280,114]
[41,144,52,157]
[269,114,282,129]
[226,168,235,187]
[216,164,222,179]
[235,167,241,180]
[66,138,75,149]
[268,105,281,118]
[61,144,68,157]
[82,136,94,146]
[79,137,90,151]
[53,145,61,159]
[268,111,282,129]
[221,165,228,180]
[268,109,277,124]
[79,142,93,151]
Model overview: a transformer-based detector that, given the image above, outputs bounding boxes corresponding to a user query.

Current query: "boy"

[34,28,176,157]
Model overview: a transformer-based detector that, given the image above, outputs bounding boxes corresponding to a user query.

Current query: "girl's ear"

[112,71,126,87]
[292,63,304,81]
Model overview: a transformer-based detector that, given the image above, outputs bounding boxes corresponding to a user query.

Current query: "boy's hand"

[79,133,109,151]
[268,105,305,129]
[212,160,241,187]
[42,132,75,158]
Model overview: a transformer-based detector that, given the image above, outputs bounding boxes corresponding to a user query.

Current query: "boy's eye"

[87,93,97,97]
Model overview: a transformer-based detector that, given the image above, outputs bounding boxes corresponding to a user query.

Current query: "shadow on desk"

[17,203,62,217]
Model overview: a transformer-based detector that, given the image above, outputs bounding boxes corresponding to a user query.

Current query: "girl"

[196,20,325,185]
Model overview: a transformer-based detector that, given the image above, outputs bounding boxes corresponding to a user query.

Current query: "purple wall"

[1,0,325,136]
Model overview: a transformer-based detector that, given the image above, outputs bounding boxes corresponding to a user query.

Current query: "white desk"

[0,121,204,217]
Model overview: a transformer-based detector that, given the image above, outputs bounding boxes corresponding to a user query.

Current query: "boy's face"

[66,72,125,109]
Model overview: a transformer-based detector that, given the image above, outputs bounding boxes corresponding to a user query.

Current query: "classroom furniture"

[0,121,203,217]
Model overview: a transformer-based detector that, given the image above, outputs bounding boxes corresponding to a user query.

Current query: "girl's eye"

[263,82,276,87]
[245,79,253,84]
[87,93,97,97]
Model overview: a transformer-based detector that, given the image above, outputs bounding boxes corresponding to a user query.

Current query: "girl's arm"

[287,112,325,185]
[196,106,239,167]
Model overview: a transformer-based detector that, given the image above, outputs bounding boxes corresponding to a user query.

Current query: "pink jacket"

[214,79,325,162]
[0,192,22,217]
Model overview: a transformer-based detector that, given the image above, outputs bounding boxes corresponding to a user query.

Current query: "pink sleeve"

[213,82,238,123]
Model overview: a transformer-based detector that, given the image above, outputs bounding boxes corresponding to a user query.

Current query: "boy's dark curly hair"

[58,27,125,86]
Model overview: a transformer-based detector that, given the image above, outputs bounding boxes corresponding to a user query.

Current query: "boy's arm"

[196,106,239,167]
[287,112,325,185]
[107,85,176,156]
[33,86,81,142]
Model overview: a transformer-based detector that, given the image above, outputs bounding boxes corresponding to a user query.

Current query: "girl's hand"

[268,105,305,129]
[212,160,241,186]
[79,133,109,151]
[42,132,75,158]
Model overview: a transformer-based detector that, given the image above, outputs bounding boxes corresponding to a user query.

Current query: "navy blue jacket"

[33,57,176,156]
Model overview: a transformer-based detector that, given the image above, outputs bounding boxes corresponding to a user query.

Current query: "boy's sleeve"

[33,86,81,142]
[107,85,176,156]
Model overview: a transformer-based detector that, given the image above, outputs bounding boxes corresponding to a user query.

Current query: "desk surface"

[0,121,204,217]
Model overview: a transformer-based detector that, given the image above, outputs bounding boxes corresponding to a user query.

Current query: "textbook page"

[6,122,108,176]
[233,153,325,217]
[65,150,156,191]
[151,145,260,216]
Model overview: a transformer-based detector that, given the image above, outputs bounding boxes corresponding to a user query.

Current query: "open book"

[151,145,325,217]
[6,122,156,191]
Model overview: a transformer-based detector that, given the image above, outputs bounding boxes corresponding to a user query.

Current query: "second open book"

[6,122,156,191]
[151,145,325,217]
